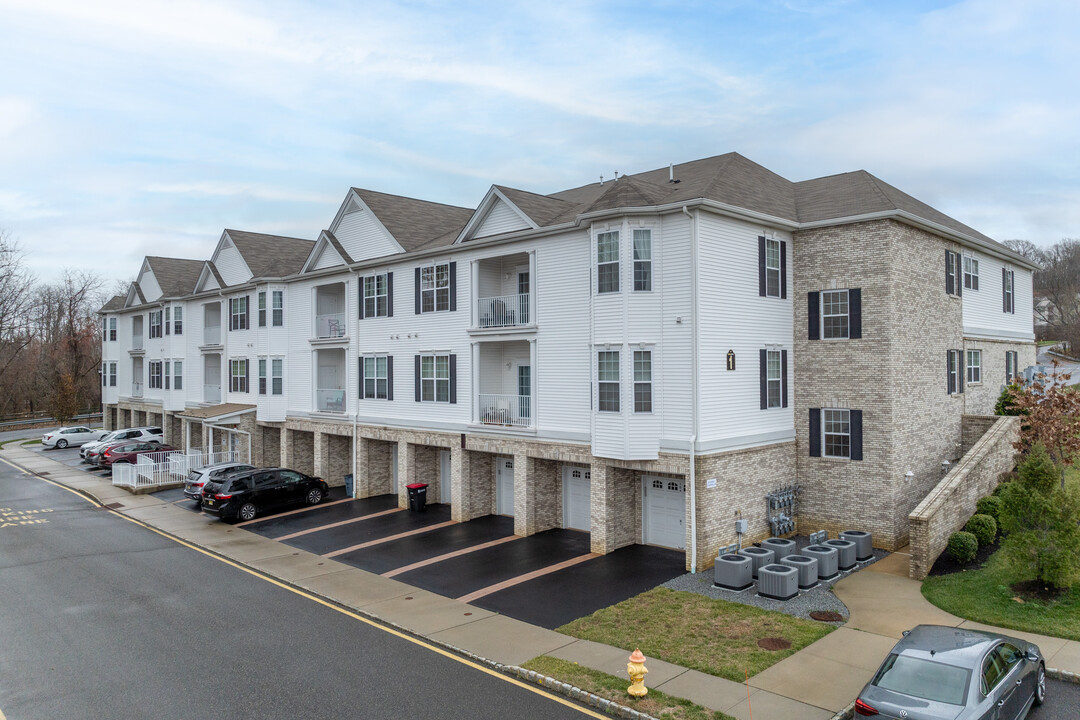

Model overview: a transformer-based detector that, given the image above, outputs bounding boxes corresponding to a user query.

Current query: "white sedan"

[42,426,108,449]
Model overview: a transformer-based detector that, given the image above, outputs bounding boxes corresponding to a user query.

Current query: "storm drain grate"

[97,502,125,510]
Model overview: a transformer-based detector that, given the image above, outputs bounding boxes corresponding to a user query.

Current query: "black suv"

[201,468,328,522]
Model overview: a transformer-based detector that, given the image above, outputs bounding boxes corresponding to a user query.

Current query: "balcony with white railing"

[131,335,144,350]
[478,394,532,427]
[131,382,144,398]
[316,388,346,413]
[477,294,530,329]
[203,325,221,346]
[313,282,347,341]
[204,384,220,403]
[472,253,533,332]
[315,313,346,339]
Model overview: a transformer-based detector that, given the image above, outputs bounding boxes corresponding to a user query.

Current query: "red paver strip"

[273,507,404,540]
[380,535,523,578]
[235,497,357,527]
[455,553,599,604]
[323,520,459,558]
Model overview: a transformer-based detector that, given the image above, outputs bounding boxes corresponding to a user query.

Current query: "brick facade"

[962,338,1037,416]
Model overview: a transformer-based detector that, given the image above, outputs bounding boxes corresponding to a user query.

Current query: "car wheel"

[1034,664,1046,706]
[306,487,324,506]
[56,439,68,449]
[238,502,257,522]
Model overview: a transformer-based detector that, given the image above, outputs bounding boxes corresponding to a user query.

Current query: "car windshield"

[872,654,970,705]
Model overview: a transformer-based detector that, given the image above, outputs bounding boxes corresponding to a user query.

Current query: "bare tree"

[1002,239,1045,265]
[1034,239,1080,351]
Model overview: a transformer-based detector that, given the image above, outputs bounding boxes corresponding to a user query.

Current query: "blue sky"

[1,0,1077,287]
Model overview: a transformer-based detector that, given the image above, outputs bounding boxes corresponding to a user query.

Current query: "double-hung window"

[362,356,390,399]
[164,308,171,336]
[633,350,652,412]
[597,351,620,412]
[1005,351,1019,383]
[172,307,182,335]
[966,350,982,384]
[822,409,851,459]
[272,291,283,326]
[945,250,963,296]
[420,264,450,313]
[109,317,117,341]
[258,291,267,327]
[164,361,171,390]
[149,361,163,389]
[963,256,979,290]
[102,319,108,342]
[633,229,651,292]
[1002,269,1015,313]
[822,290,849,339]
[597,231,619,294]
[230,359,248,393]
[272,359,283,395]
[766,350,782,408]
[229,297,249,330]
[149,311,163,339]
[419,354,449,402]
[109,362,117,387]
[947,349,964,394]
[364,274,388,318]
[258,359,267,395]
[102,363,107,386]
[764,238,782,297]
[173,361,182,390]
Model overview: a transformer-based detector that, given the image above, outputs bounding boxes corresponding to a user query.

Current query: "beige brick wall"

[514,456,562,536]
[962,338,1037,416]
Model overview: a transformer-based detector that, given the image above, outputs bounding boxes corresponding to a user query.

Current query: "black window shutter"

[780,241,787,299]
[955,256,961,297]
[849,409,863,461]
[759,349,768,410]
[449,354,457,404]
[958,351,965,394]
[245,359,250,393]
[809,409,821,457]
[358,276,365,320]
[414,355,421,401]
[245,295,251,329]
[808,292,820,340]
[228,302,234,331]
[781,350,788,408]
[757,236,766,297]
[449,262,457,312]
[414,267,421,315]
[387,356,394,401]
[947,350,954,394]
[358,357,365,398]
[945,251,955,295]
[1002,267,1007,312]
[849,288,862,339]
[387,272,394,317]
[1010,271,1015,313]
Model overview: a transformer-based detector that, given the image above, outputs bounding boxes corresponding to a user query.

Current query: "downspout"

[683,205,699,573]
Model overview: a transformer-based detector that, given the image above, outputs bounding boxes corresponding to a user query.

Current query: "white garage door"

[496,456,515,516]
[562,466,591,532]
[643,476,686,550]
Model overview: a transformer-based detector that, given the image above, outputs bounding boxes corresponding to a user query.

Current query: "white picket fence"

[112,449,239,490]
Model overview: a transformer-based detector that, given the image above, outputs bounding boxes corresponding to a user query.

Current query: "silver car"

[183,462,256,505]
[856,625,1045,719]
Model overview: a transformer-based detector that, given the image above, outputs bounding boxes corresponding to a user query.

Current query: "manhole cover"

[757,637,791,651]
[810,611,844,622]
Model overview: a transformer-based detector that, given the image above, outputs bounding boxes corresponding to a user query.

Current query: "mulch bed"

[1011,580,1068,603]
[757,637,792,651]
[809,611,844,622]
[928,536,1001,576]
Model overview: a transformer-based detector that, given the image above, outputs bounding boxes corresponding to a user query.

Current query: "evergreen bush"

[965,513,998,546]
[947,531,978,564]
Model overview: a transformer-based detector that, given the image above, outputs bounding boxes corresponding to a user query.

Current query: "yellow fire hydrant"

[627,648,648,698]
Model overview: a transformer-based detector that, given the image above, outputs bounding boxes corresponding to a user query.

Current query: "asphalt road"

[0,459,592,720]
[1032,677,1080,720]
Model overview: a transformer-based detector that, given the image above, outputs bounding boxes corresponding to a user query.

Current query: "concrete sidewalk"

[5,442,1078,720]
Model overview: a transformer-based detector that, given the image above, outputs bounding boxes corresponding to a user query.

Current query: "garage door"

[562,466,591,532]
[643,476,686,550]
[496,456,515,516]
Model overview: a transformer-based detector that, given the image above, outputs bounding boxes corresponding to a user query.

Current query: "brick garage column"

[450,446,473,522]
[353,435,367,499]
[313,431,327,480]
[590,463,616,554]
[280,427,291,469]
[396,440,415,509]
[513,454,536,537]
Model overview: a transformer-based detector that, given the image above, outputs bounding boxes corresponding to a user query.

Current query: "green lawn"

[521,656,736,720]
[556,587,834,682]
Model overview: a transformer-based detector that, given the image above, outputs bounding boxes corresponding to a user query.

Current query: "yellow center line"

[0,456,605,718]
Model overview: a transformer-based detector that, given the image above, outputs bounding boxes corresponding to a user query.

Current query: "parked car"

[183,462,256,505]
[42,426,108,449]
[202,468,327,522]
[97,442,177,469]
[81,427,163,460]
[855,625,1044,720]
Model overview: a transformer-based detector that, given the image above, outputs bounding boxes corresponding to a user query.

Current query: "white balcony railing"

[477,294,530,328]
[132,336,143,350]
[204,384,220,403]
[479,393,532,427]
[203,326,221,345]
[131,382,144,398]
[316,313,346,339]
[317,388,346,413]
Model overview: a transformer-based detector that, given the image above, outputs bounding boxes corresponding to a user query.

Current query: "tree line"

[1004,238,1080,353]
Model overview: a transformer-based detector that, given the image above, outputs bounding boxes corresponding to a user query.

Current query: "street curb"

[1047,667,1080,684]
[829,701,854,720]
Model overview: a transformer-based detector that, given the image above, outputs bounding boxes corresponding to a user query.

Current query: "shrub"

[976,495,1002,525]
[995,383,1025,416]
[947,531,978,564]
[965,514,998,546]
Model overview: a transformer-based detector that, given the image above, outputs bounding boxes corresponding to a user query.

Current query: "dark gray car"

[855,625,1045,719]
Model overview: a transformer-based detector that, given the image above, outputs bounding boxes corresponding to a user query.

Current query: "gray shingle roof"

[99,295,125,313]
[352,188,473,253]
[493,186,575,227]
[224,229,315,280]
[145,257,206,298]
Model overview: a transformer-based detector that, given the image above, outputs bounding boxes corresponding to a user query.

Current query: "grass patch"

[0,438,35,449]
[557,587,834,682]
[522,656,736,720]
[923,547,1080,641]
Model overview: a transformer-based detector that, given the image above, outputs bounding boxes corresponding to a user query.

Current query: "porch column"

[184,418,191,452]
[528,250,536,324]
[529,339,537,428]
[470,342,478,425]
[470,259,478,328]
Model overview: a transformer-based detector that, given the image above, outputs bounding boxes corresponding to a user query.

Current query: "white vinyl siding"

[214,239,252,286]
[961,251,1034,341]
[332,200,403,262]
[475,199,531,238]
[311,241,345,270]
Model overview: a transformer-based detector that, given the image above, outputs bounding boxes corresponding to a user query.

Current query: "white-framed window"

[149,360,163,389]
[633,350,652,413]
[101,362,107,386]
[364,274,388,318]
[963,255,979,290]
[149,310,163,339]
[272,290,283,326]
[109,362,117,387]
[272,358,283,395]
[230,359,248,393]
[765,238,782,297]
[229,297,248,330]
[633,229,651,292]
[172,307,182,335]
[173,360,182,391]
[164,307,171,336]
[821,290,849,339]
[947,349,964,394]
[363,355,389,399]
[419,354,450,402]
[597,350,620,412]
[110,317,117,341]
[258,359,267,395]
[420,264,450,313]
[822,408,850,459]
[766,350,782,408]
[596,230,619,294]
[258,291,267,327]
[102,319,107,342]
[967,350,982,384]
[164,361,171,390]
[1003,269,1014,314]
[1005,350,1019,383]
[946,250,962,296]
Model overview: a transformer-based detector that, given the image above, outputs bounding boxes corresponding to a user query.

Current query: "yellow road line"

[2,457,603,719]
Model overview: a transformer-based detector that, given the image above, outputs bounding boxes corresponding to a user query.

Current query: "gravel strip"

[662,535,889,623]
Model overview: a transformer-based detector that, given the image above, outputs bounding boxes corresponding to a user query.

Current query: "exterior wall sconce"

[941,460,951,475]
